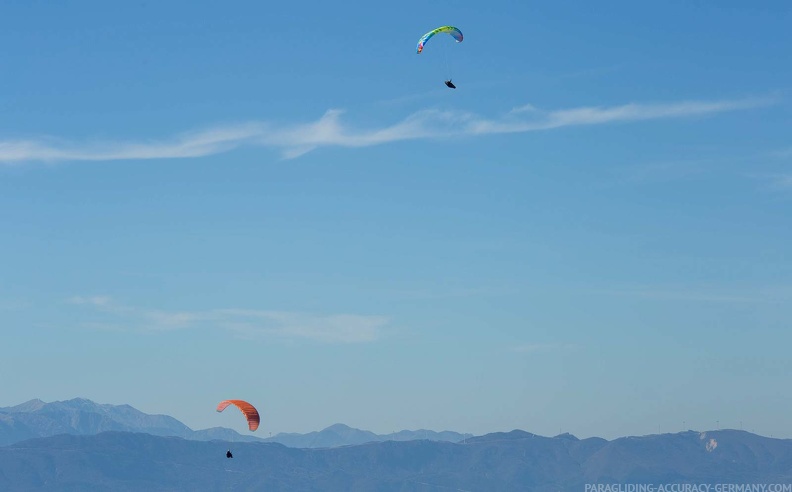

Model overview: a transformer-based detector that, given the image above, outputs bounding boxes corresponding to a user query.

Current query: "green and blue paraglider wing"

[416,26,463,54]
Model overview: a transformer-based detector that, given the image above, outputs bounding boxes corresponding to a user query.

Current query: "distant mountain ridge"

[264,422,472,448]
[1,429,790,491]
[0,398,469,448]
[0,398,258,446]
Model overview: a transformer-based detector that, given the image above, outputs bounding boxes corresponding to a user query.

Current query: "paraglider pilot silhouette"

[216,399,260,458]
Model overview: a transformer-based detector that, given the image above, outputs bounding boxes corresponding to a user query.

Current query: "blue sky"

[1,1,791,439]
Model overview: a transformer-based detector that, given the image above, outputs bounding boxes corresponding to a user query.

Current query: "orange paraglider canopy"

[216,400,260,431]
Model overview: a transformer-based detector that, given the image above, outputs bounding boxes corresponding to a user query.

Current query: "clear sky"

[1,1,790,439]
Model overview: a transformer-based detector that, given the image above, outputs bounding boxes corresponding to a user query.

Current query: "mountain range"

[0,398,469,448]
[2,398,792,490]
[2,428,791,491]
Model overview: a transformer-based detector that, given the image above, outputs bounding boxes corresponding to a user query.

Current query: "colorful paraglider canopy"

[416,26,463,54]
[216,400,260,431]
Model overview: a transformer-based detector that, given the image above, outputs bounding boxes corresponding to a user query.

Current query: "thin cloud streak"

[0,124,267,163]
[770,147,792,158]
[768,174,792,190]
[511,343,580,353]
[215,309,387,343]
[0,97,773,164]
[68,296,113,307]
[746,171,792,192]
[68,297,388,344]
[599,286,792,304]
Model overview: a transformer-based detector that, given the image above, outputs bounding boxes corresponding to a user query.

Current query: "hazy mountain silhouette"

[262,423,470,448]
[0,398,468,448]
[0,398,258,446]
[1,429,790,491]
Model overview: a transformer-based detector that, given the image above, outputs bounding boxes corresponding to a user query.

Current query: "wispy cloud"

[0,97,773,164]
[766,174,792,190]
[0,124,267,163]
[69,297,388,344]
[68,295,113,307]
[770,147,792,158]
[600,285,792,304]
[510,343,580,353]
[0,298,32,311]
[215,309,386,343]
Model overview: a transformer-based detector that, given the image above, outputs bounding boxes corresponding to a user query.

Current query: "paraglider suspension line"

[444,46,451,80]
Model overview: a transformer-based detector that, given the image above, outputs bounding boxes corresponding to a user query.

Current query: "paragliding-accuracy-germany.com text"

[585,484,792,492]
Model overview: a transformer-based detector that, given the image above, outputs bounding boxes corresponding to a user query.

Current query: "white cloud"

[68,295,113,307]
[0,123,267,163]
[68,298,387,344]
[745,170,792,192]
[216,309,386,343]
[144,310,209,329]
[600,286,792,304]
[770,148,792,158]
[0,97,773,165]
[511,343,579,353]
[768,174,792,190]
[509,103,539,114]
[0,299,31,311]
[609,158,711,185]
